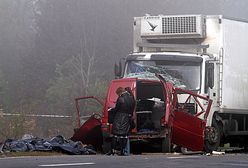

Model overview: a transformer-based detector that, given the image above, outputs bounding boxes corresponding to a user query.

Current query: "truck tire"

[162,136,171,153]
[204,119,221,153]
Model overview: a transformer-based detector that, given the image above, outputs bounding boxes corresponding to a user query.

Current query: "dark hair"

[116,87,124,95]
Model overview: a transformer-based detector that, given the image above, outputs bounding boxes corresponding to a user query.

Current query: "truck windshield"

[124,60,201,90]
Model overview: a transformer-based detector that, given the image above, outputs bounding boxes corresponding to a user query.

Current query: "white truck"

[114,15,248,151]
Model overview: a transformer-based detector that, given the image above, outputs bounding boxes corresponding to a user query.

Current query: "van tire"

[162,136,171,153]
[204,119,221,153]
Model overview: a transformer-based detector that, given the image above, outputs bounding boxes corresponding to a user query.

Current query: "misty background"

[0,0,247,140]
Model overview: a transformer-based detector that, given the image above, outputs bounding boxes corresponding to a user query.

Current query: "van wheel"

[204,119,221,153]
[162,136,171,153]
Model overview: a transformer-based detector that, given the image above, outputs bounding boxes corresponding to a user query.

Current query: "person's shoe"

[118,150,125,156]
[106,150,114,156]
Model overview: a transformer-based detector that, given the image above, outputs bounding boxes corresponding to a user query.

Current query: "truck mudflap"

[71,114,103,150]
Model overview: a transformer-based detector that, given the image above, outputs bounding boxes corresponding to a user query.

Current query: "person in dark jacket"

[109,87,135,155]
[125,87,136,130]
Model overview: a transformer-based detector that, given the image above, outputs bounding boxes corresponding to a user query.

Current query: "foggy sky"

[0,0,247,104]
[0,0,248,139]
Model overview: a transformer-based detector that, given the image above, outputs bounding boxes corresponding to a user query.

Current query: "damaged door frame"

[157,74,213,151]
[75,96,104,128]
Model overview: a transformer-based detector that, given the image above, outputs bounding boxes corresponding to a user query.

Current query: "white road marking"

[39,162,95,167]
[224,163,248,167]
[167,156,201,159]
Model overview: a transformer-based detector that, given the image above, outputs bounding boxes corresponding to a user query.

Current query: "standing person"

[125,87,136,131]
[109,87,135,155]
[124,87,136,155]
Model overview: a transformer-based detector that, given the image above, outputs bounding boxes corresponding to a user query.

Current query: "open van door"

[157,74,212,151]
[71,96,104,150]
[102,78,137,124]
[171,88,212,151]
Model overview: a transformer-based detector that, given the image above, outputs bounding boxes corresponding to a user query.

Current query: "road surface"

[1,153,248,168]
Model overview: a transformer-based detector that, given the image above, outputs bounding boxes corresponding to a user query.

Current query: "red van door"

[171,108,206,151]
[158,74,212,151]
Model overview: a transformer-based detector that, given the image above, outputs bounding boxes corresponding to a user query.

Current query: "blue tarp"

[0,135,96,155]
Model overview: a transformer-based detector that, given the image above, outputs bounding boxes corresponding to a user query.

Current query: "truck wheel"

[162,136,171,153]
[204,119,221,153]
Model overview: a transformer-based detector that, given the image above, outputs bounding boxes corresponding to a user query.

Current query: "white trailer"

[115,15,248,150]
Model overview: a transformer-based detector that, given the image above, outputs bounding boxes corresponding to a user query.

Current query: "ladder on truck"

[218,48,224,105]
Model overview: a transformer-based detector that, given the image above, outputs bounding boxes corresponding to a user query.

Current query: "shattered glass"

[125,61,201,90]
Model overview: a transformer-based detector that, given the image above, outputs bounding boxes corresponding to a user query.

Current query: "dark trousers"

[111,135,128,155]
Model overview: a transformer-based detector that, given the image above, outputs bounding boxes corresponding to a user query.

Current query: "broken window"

[124,59,201,91]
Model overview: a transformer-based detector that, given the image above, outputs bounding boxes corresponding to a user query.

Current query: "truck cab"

[113,15,221,152]
[124,52,206,91]
[113,14,248,150]
[120,52,216,119]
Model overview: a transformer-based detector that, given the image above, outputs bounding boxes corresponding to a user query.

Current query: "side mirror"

[114,61,122,78]
[205,62,214,93]
[208,63,214,89]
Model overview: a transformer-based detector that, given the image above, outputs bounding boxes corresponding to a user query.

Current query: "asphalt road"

[1,153,248,168]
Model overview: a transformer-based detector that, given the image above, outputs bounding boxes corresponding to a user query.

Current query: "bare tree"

[70,34,96,96]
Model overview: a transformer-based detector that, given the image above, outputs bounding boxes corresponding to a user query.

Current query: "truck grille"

[140,15,206,39]
[162,16,197,34]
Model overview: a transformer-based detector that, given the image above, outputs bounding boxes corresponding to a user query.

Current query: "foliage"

[0,115,25,140]
[45,56,109,117]
[0,1,114,139]
[77,79,109,120]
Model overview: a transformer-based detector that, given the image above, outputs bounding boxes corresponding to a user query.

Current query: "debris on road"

[212,151,225,155]
[0,134,96,155]
[206,151,225,156]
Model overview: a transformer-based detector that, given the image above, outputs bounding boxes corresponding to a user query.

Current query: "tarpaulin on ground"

[0,134,96,155]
